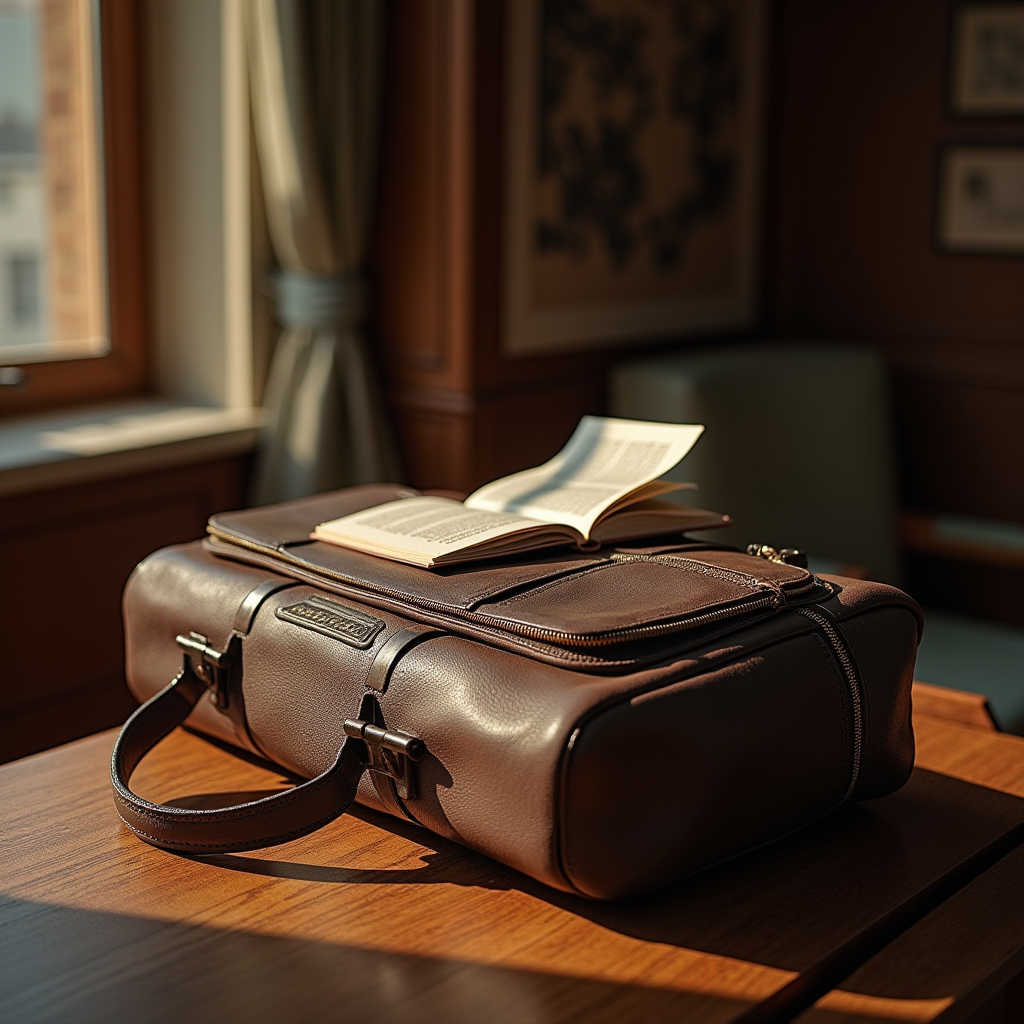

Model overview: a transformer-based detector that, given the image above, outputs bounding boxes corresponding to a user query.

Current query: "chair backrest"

[609,343,902,584]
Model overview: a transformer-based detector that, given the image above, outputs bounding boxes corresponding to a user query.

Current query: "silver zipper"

[208,529,782,649]
[800,608,863,801]
[610,550,820,599]
[609,551,767,589]
[554,593,780,647]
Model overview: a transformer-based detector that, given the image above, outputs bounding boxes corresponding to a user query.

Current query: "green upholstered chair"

[609,342,1024,733]
[610,343,902,583]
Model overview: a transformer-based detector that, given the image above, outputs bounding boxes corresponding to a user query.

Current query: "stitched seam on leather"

[120,806,349,850]
[205,542,781,668]
[207,542,603,656]
[492,556,762,610]
[516,605,784,668]
[460,560,611,606]
[488,560,624,606]
[419,626,605,664]
[363,627,440,693]
[614,553,764,590]
[561,626,847,901]
[120,779,350,823]
[205,542,810,670]
[558,621,828,895]
[117,753,359,823]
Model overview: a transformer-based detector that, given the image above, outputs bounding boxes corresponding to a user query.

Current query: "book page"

[313,496,570,567]
[465,416,704,537]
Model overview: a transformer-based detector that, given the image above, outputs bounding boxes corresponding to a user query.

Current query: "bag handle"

[111,645,369,854]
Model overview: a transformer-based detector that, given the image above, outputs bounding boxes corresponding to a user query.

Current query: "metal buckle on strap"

[343,716,425,801]
[176,632,237,710]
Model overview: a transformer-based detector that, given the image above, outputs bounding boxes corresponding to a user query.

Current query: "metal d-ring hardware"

[175,630,427,801]
[176,631,238,710]
[343,717,425,801]
[747,543,809,568]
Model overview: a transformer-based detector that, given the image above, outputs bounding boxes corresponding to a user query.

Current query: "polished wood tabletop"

[1,685,1022,1024]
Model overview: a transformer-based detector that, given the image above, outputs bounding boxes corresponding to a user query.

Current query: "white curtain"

[248,0,401,503]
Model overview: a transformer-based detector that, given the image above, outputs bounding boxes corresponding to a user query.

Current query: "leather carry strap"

[111,660,368,854]
[357,624,441,820]
[364,625,441,692]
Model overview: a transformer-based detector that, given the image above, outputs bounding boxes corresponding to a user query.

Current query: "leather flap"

[205,486,830,658]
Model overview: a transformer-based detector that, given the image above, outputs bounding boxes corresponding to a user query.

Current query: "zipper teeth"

[207,530,278,556]
[549,594,779,647]
[208,529,780,649]
[616,552,821,600]
[801,608,863,801]
[609,551,766,589]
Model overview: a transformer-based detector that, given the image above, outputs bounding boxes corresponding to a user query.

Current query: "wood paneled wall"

[373,1,1024,501]
[371,0,1024,620]
[763,0,1024,621]
[372,0,621,491]
[764,0,1024,521]
[5,0,1020,763]
[0,456,251,762]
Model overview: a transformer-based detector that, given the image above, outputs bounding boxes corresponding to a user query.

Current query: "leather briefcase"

[113,484,921,899]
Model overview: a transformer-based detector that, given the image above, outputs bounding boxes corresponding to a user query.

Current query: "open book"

[313,417,728,568]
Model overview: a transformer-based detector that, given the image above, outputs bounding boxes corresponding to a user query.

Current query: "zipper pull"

[747,543,808,569]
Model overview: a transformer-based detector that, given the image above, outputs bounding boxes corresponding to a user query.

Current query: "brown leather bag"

[113,484,921,899]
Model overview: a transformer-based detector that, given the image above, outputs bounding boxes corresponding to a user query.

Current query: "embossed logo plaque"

[275,596,386,649]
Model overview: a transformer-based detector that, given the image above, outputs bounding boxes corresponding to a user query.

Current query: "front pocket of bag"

[474,556,777,642]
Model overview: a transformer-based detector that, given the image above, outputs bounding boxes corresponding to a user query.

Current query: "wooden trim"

[912,681,999,732]
[372,0,475,387]
[0,0,148,417]
[901,512,1024,571]
[0,451,252,762]
[389,386,477,415]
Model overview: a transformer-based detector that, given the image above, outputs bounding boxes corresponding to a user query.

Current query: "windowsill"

[0,399,264,497]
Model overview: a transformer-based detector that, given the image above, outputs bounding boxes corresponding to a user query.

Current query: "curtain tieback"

[271,270,367,330]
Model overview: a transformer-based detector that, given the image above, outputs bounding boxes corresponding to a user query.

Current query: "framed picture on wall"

[502,0,766,357]
[936,145,1024,253]
[949,3,1024,116]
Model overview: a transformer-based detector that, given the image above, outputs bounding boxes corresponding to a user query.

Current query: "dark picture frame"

[948,2,1024,117]
[935,143,1024,254]
[502,0,767,356]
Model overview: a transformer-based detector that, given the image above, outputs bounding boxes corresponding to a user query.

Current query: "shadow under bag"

[114,484,921,900]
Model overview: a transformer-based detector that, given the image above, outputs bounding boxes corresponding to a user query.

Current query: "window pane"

[0,0,108,363]
[10,252,41,322]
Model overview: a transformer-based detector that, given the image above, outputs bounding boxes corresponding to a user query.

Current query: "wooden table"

[2,685,1023,1024]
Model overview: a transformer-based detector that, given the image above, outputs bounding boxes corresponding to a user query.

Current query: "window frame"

[0,0,148,418]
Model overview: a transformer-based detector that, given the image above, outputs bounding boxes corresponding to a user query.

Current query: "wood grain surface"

[798,846,1024,1024]
[1,708,1022,1024]
[911,681,998,732]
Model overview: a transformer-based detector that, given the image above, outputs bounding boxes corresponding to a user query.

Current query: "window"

[9,253,41,325]
[0,0,146,416]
